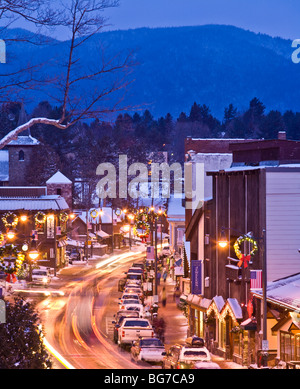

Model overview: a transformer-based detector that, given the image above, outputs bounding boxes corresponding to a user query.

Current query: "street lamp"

[218,226,268,367]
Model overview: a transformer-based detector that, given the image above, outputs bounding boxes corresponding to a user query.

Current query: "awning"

[241,318,257,331]
[58,240,67,247]
[96,230,110,238]
[186,294,211,312]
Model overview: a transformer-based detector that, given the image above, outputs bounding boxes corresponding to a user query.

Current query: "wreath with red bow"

[234,234,258,268]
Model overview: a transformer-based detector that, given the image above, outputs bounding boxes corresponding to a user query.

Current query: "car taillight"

[176,362,181,369]
[151,331,154,337]
[122,331,125,337]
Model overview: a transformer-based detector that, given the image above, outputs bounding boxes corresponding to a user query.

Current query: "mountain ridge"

[2,24,299,119]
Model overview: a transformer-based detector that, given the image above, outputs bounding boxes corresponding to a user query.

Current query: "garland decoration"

[59,212,68,223]
[133,220,150,238]
[0,244,25,282]
[34,211,46,225]
[2,212,19,229]
[234,234,258,268]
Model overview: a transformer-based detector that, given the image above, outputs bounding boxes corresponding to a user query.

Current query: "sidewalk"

[153,274,246,369]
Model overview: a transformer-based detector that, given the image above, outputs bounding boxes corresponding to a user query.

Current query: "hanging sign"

[191,260,202,295]
[47,216,55,239]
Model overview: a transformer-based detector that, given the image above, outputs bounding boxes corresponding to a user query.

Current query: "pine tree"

[0,298,52,369]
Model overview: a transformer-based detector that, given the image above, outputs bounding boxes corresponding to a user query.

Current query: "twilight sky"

[103,0,300,40]
[7,0,300,41]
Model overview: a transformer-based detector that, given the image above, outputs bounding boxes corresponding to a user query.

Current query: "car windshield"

[126,306,141,311]
[128,268,143,273]
[122,295,139,300]
[127,274,142,279]
[32,271,47,276]
[124,289,141,294]
[124,320,150,327]
[122,299,140,304]
[140,339,163,347]
[117,311,139,319]
[183,350,208,358]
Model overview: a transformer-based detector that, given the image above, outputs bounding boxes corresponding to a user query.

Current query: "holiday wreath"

[234,234,258,268]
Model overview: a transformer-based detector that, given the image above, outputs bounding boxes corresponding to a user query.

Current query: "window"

[18,150,24,161]
[280,332,297,362]
[56,188,62,195]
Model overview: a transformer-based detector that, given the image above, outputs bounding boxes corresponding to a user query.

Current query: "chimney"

[278,131,286,140]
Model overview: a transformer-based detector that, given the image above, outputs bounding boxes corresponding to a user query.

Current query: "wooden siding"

[266,171,300,281]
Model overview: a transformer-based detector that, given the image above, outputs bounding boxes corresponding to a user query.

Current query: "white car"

[119,301,144,317]
[131,337,166,364]
[119,294,141,305]
[31,269,51,286]
[123,287,144,299]
[162,344,211,369]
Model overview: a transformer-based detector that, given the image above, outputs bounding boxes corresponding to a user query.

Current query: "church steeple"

[17,102,31,136]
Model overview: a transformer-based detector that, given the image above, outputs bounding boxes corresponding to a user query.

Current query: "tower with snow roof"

[46,171,73,210]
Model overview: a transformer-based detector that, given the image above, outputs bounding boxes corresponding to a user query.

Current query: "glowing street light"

[218,228,228,248]
[6,230,16,240]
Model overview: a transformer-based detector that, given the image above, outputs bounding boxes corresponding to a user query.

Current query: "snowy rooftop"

[0,195,69,211]
[7,135,39,146]
[253,273,300,311]
[226,298,243,319]
[167,195,185,217]
[46,171,72,184]
[213,296,226,312]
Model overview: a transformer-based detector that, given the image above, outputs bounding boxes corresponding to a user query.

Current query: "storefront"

[186,294,211,338]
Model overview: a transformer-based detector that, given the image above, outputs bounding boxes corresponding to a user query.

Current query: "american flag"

[250,270,262,290]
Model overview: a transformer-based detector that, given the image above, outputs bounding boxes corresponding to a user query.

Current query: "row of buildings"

[167,132,300,369]
[0,132,126,275]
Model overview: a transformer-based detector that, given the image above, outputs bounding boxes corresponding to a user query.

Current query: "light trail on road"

[41,248,146,369]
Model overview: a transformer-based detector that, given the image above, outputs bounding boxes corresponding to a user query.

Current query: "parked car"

[118,318,154,347]
[131,337,166,365]
[126,273,143,283]
[127,267,144,275]
[162,342,211,369]
[119,294,141,305]
[31,268,51,286]
[123,287,144,299]
[112,310,140,344]
[131,262,145,270]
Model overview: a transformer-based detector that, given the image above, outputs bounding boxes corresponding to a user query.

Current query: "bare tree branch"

[0,0,136,149]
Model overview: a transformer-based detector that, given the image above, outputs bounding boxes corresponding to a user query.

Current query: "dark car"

[112,310,140,343]
[131,262,145,270]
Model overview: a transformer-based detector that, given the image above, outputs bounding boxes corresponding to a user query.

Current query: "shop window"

[280,332,295,362]
[233,332,242,356]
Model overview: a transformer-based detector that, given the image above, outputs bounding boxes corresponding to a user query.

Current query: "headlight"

[42,277,48,283]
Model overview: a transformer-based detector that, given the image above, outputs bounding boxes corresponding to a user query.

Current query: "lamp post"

[218,226,268,367]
